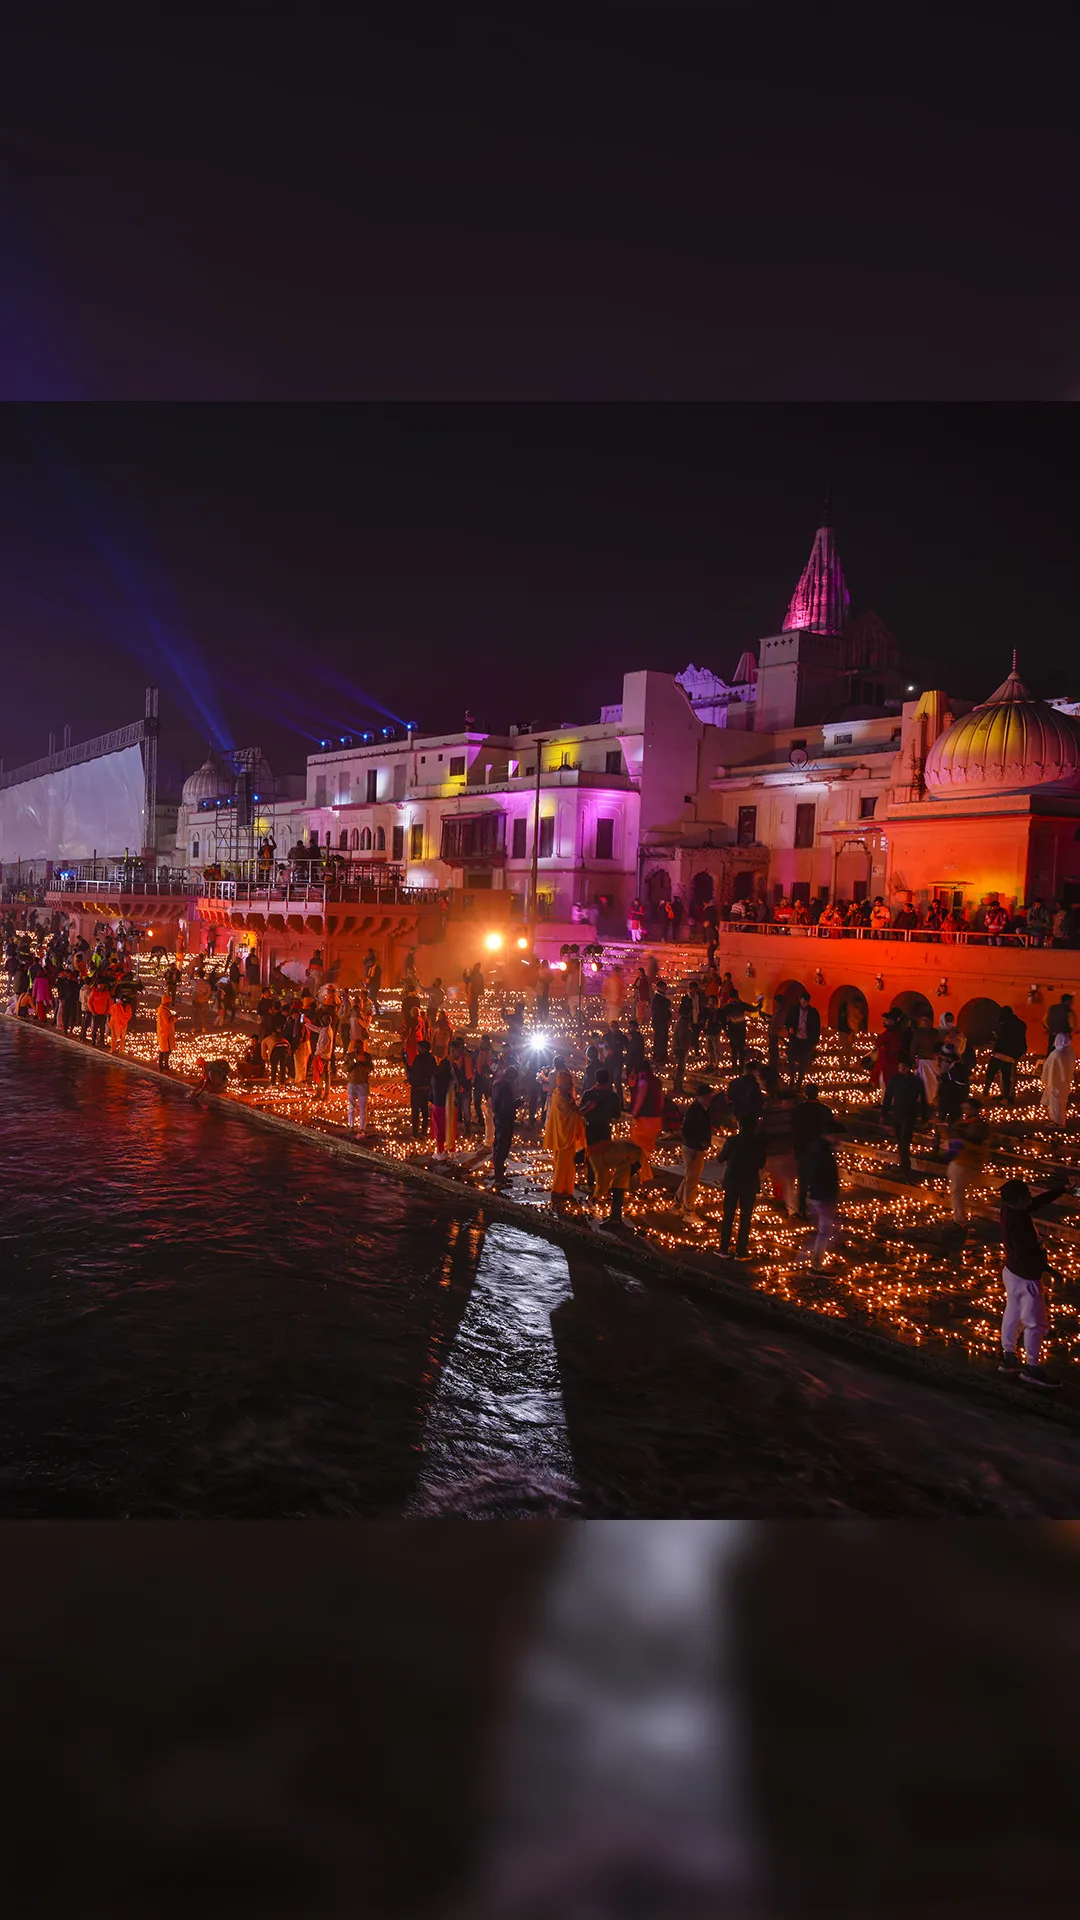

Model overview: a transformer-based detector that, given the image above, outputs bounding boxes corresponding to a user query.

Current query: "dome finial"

[1012,648,1018,674]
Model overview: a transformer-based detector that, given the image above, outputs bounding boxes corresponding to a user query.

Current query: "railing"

[199,879,442,907]
[49,872,194,898]
[716,919,1068,950]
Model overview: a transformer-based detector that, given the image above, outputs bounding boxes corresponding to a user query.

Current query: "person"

[191,969,211,1032]
[650,982,671,1065]
[624,1018,646,1079]
[580,1069,623,1198]
[31,967,54,1023]
[727,1059,766,1130]
[792,1085,836,1219]
[430,1051,454,1160]
[406,1038,434,1137]
[312,1014,334,1100]
[431,1009,452,1064]
[871,1011,903,1091]
[632,967,652,1026]
[936,1044,972,1128]
[670,995,695,1095]
[723,993,749,1071]
[716,1122,766,1258]
[1045,992,1074,1052]
[882,1058,928,1172]
[892,901,918,934]
[155,993,176,1072]
[472,1032,497,1138]
[945,1116,987,1227]
[345,1044,372,1135]
[491,1061,519,1186]
[702,995,723,1068]
[267,1024,292,1085]
[783,989,820,1090]
[189,1055,232,1101]
[984,1005,1027,1104]
[870,897,891,938]
[88,976,112,1048]
[998,1174,1070,1387]
[1026,897,1051,947]
[544,1069,586,1210]
[1040,1030,1075,1127]
[108,992,132,1055]
[910,1014,942,1110]
[984,898,1009,946]
[589,1136,645,1221]
[673,1082,713,1221]
[836,995,863,1066]
[627,1058,665,1177]
[804,1129,841,1270]
[759,1084,799,1216]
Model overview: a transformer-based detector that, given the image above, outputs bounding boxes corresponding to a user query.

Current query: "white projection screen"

[0,745,146,864]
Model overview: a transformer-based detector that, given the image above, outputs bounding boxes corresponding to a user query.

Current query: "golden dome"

[924,656,1080,799]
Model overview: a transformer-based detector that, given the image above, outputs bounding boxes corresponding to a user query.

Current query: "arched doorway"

[732,870,754,901]
[890,989,933,1024]
[828,985,869,1032]
[645,868,671,905]
[690,871,714,915]
[958,996,1002,1045]
[774,977,809,1014]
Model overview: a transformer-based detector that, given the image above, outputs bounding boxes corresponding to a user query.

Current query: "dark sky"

[0,405,1076,792]
[3,6,1079,401]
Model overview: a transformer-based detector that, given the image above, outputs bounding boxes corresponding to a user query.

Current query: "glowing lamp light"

[484,931,503,952]
[874,973,884,992]
[555,960,567,971]
[936,976,949,997]
[530,1033,550,1051]
[516,936,529,950]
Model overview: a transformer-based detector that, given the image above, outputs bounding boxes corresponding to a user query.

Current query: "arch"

[338,830,349,850]
[773,977,810,1013]
[374,825,386,851]
[690,870,714,911]
[350,828,360,850]
[958,995,1002,1045]
[732,869,754,900]
[890,989,933,1024]
[360,827,373,851]
[191,836,200,860]
[828,984,868,1032]
[644,867,671,905]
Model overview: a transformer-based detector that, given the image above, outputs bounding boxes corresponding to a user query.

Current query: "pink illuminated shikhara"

[782,523,851,636]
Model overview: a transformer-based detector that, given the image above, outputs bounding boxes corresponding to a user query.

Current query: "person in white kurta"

[1040,1031,1075,1127]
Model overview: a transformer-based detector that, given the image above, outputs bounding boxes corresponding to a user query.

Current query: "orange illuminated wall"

[885,804,1080,910]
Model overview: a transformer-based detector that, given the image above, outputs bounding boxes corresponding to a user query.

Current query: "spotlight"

[530,1032,550,1050]
[483,931,503,952]
[516,935,529,950]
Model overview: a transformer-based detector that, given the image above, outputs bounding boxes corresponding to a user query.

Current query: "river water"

[5,1021,1080,1517]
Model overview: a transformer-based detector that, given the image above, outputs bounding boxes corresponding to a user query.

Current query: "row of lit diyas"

[6,948,1080,1370]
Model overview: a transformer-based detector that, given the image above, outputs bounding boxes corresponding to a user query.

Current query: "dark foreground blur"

[1,1522,1077,1918]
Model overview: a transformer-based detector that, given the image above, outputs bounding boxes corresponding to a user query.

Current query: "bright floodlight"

[484,931,503,951]
[530,1032,549,1050]
[516,935,529,950]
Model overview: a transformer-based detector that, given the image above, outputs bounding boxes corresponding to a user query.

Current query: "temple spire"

[782,524,850,636]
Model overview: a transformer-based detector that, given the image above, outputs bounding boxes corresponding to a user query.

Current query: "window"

[336,775,351,804]
[360,827,372,851]
[393,763,406,800]
[449,755,466,777]
[794,803,816,848]
[338,830,348,850]
[324,831,332,847]
[791,881,811,906]
[859,795,877,819]
[595,817,615,860]
[365,769,378,803]
[440,813,507,862]
[511,817,527,859]
[605,749,623,775]
[374,826,386,851]
[538,814,555,858]
[737,805,757,847]
[409,824,424,861]
[350,828,359,850]
[392,826,404,862]
[853,879,869,902]
[314,776,327,807]
[834,732,853,746]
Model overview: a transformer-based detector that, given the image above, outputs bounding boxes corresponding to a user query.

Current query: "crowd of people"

[5,902,1078,1391]
[714,891,1080,947]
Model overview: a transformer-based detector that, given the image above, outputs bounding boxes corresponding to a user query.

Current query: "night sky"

[0,405,1076,792]
[4,8,1079,402]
